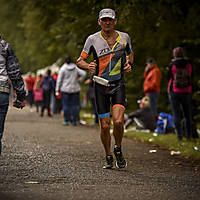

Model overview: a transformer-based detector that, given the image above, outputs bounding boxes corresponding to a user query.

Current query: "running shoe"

[103,155,114,169]
[72,121,77,126]
[62,121,69,126]
[114,146,127,168]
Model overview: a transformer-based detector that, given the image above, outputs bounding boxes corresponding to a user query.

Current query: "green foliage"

[0,0,200,119]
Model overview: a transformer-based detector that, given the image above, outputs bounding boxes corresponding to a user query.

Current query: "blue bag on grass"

[155,112,175,134]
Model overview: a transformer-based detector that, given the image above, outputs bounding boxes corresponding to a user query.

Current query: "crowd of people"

[24,57,86,126]
[0,8,196,169]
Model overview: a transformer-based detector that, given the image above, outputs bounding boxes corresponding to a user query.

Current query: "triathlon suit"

[81,31,133,118]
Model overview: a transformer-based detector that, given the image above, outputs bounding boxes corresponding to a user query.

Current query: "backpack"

[41,76,54,91]
[155,112,175,134]
[174,64,191,88]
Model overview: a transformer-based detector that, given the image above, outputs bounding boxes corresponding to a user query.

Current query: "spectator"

[168,47,193,140]
[0,34,26,155]
[33,74,43,113]
[52,72,62,114]
[143,57,162,118]
[25,72,35,109]
[125,96,156,131]
[56,56,86,126]
[85,77,99,125]
[40,69,55,117]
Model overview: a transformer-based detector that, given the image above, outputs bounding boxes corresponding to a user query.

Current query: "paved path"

[0,107,200,200]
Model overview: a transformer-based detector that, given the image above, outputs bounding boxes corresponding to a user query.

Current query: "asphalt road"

[0,107,200,200]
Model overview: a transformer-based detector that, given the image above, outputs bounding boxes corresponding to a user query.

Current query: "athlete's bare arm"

[77,56,97,74]
[77,56,88,70]
[124,52,134,73]
[127,51,134,64]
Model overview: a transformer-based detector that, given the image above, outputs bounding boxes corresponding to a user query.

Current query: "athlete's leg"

[95,83,114,168]
[112,106,127,168]
[95,83,111,155]
[112,106,125,147]
[99,116,111,155]
[100,115,114,169]
[110,84,127,168]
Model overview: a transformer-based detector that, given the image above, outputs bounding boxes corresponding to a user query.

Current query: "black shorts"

[95,82,126,118]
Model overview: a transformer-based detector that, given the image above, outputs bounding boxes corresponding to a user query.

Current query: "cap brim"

[99,14,115,19]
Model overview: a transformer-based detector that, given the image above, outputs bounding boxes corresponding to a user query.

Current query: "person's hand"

[145,65,150,72]
[124,61,132,73]
[13,99,25,109]
[84,79,91,85]
[145,64,153,73]
[88,60,97,75]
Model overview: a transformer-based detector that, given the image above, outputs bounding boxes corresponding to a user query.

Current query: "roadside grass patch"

[124,130,200,160]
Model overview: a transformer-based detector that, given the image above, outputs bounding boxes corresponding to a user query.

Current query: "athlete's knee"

[113,118,123,128]
[100,120,110,131]
[101,123,110,131]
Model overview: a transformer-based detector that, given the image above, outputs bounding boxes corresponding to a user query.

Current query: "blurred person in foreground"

[56,56,86,126]
[0,34,26,155]
[168,47,193,140]
[77,8,134,169]
[125,96,156,132]
[143,57,162,118]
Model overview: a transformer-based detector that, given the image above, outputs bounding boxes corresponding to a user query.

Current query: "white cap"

[99,8,116,19]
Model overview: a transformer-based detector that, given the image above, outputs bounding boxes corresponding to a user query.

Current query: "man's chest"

[93,38,126,58]
[106,37,117,49]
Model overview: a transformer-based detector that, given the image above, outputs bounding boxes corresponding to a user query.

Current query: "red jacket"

[25,76,35,91]
[143,65,162,95]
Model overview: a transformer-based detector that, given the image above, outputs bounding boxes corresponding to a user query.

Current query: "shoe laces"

[114,148,124,162]
[106,155,113,163]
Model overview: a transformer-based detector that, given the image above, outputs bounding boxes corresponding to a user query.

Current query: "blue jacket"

[41,75,55,91]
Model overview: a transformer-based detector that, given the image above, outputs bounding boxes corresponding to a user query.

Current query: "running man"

[77,8,134,169]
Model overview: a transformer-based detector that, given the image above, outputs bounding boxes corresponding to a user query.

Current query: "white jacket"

[56,62,86,93]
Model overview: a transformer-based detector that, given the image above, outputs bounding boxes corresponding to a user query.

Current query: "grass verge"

[124,129,200,160]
